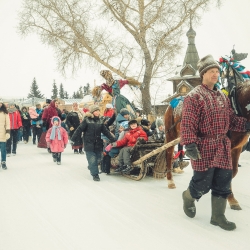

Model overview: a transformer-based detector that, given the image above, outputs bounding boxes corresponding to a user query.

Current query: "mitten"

[70,127,74,131]
[6,133,10,140]
[185,143,201,160]
[245,121,250,132]
[137,137,146,144]
[105,144,113,152]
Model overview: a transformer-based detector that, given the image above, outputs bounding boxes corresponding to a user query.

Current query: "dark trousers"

[118,146,132,166]
[32,125,42,143]
[85,151,102,176]
[6,129,18,154]
[189,167,232,200]
[101,154,111,174]
[23,125,30,142]
[52,152,61,162]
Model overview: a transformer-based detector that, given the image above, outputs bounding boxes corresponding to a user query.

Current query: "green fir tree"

[64,91,69,99]
[59,83,65,99]
[51,80,58,99]
[27,78,44,98]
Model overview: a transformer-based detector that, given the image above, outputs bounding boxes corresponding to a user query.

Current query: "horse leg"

[166,146,176,189]
[228,147,242,210]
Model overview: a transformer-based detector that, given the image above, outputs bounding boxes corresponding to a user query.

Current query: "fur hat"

[128,119,138,126]
[46,99,52,104]
[106,103,113,109]
[120,108,130,116]
[197,55,220,77]
[89,105,100,113]
[155,118,164,128]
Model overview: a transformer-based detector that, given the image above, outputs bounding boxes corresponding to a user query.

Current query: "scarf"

[50,125,62,140]
[8,107,17,113]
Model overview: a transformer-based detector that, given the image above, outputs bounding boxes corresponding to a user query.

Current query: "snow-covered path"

[0,141,249,250]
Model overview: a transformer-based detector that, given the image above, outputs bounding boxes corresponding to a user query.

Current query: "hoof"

[168,183,176,189]
[230,204,242,210]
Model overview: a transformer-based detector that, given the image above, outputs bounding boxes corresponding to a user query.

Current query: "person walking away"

[0,103,10,169]
[180,55,250,231]
[31,104,43,145]
[45,116,68,165]
[105,119,148,173]
[6,103,22,156]
[71,105,116,181]
[42,99,59,153]
[66,102,84,154]
[21,106,31,143]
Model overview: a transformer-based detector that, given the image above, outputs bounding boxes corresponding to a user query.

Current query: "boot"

[114,165,126,173]
[182,189,196,218]
[210,195,236,231]
[93,174,100,181]
[122,165,133,173]
[1,161,7,170]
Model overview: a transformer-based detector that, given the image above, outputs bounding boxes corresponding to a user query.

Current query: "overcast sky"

[1,0,250,99]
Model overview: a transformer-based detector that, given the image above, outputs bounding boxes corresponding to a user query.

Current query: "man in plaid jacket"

[180,55,250,231]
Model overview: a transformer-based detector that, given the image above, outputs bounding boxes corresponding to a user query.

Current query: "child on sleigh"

[105,119,148,173]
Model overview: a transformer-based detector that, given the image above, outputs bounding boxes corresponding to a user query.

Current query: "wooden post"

[132,138,180,165]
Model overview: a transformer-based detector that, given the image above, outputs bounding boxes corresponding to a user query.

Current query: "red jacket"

[42,100,58,129]
[8,110,22,129]
[116,126,148,147]
[104,109,114,118]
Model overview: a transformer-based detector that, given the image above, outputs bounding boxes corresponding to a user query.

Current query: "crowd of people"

[0,100,170,179]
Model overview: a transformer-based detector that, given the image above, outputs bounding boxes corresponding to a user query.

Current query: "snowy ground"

[0,140,249,250]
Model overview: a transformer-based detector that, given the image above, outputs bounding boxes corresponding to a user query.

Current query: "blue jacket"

[31,108,43,125]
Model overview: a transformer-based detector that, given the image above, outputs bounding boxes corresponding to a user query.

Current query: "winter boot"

[122,165,133,173]
[93,174,100,181]
[1,161,7,170]
[182,189,196,218]
[210,195,236,231]
[57,153,61,165]
[52,153,57,162]
[114,165,126,173]
[74,149,79,154]
[79,148,84,154]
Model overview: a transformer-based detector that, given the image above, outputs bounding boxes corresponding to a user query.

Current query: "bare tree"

[18,0,220,114]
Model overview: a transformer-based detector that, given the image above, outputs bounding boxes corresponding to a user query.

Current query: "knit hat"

[120,121,129,129]
[53,117,59,122]
[128,119,138,126]
[120,108,130,116]
[8,102,15,107]
[89,105,100,113]
[106,103,113,109]
[197,55,220,77]
[46,99,52,104]
[141,119,150,126]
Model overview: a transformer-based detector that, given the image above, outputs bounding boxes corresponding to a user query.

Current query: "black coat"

[71,112,116,152]
[66,111,81,137]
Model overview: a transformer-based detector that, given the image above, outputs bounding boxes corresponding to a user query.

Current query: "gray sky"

[1,0,250,99]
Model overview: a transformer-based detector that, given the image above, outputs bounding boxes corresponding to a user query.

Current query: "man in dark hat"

[180,54,250,231]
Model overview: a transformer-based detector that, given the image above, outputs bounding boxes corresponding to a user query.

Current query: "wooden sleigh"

[117,138,180,181]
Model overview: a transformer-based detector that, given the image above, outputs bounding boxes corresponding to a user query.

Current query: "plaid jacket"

[180,84,247,171]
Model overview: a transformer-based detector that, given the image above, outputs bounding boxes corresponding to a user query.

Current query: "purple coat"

[45,116,68,153]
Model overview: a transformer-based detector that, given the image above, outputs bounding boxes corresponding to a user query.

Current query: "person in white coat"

[0,103,10,169]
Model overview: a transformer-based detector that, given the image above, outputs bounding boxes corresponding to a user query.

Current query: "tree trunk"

[140,65,153,115]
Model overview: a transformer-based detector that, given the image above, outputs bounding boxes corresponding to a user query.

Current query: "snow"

[0,141,250,250]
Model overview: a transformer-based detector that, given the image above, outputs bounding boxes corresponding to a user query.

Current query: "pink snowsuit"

[45,116,68,153]
[28,107,39,119]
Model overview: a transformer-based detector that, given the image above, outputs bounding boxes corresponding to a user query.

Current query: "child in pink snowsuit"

[45,116,68,165]
[29,106,42,128]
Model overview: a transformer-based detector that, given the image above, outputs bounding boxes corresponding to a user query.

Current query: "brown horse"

[164,81,250,210]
